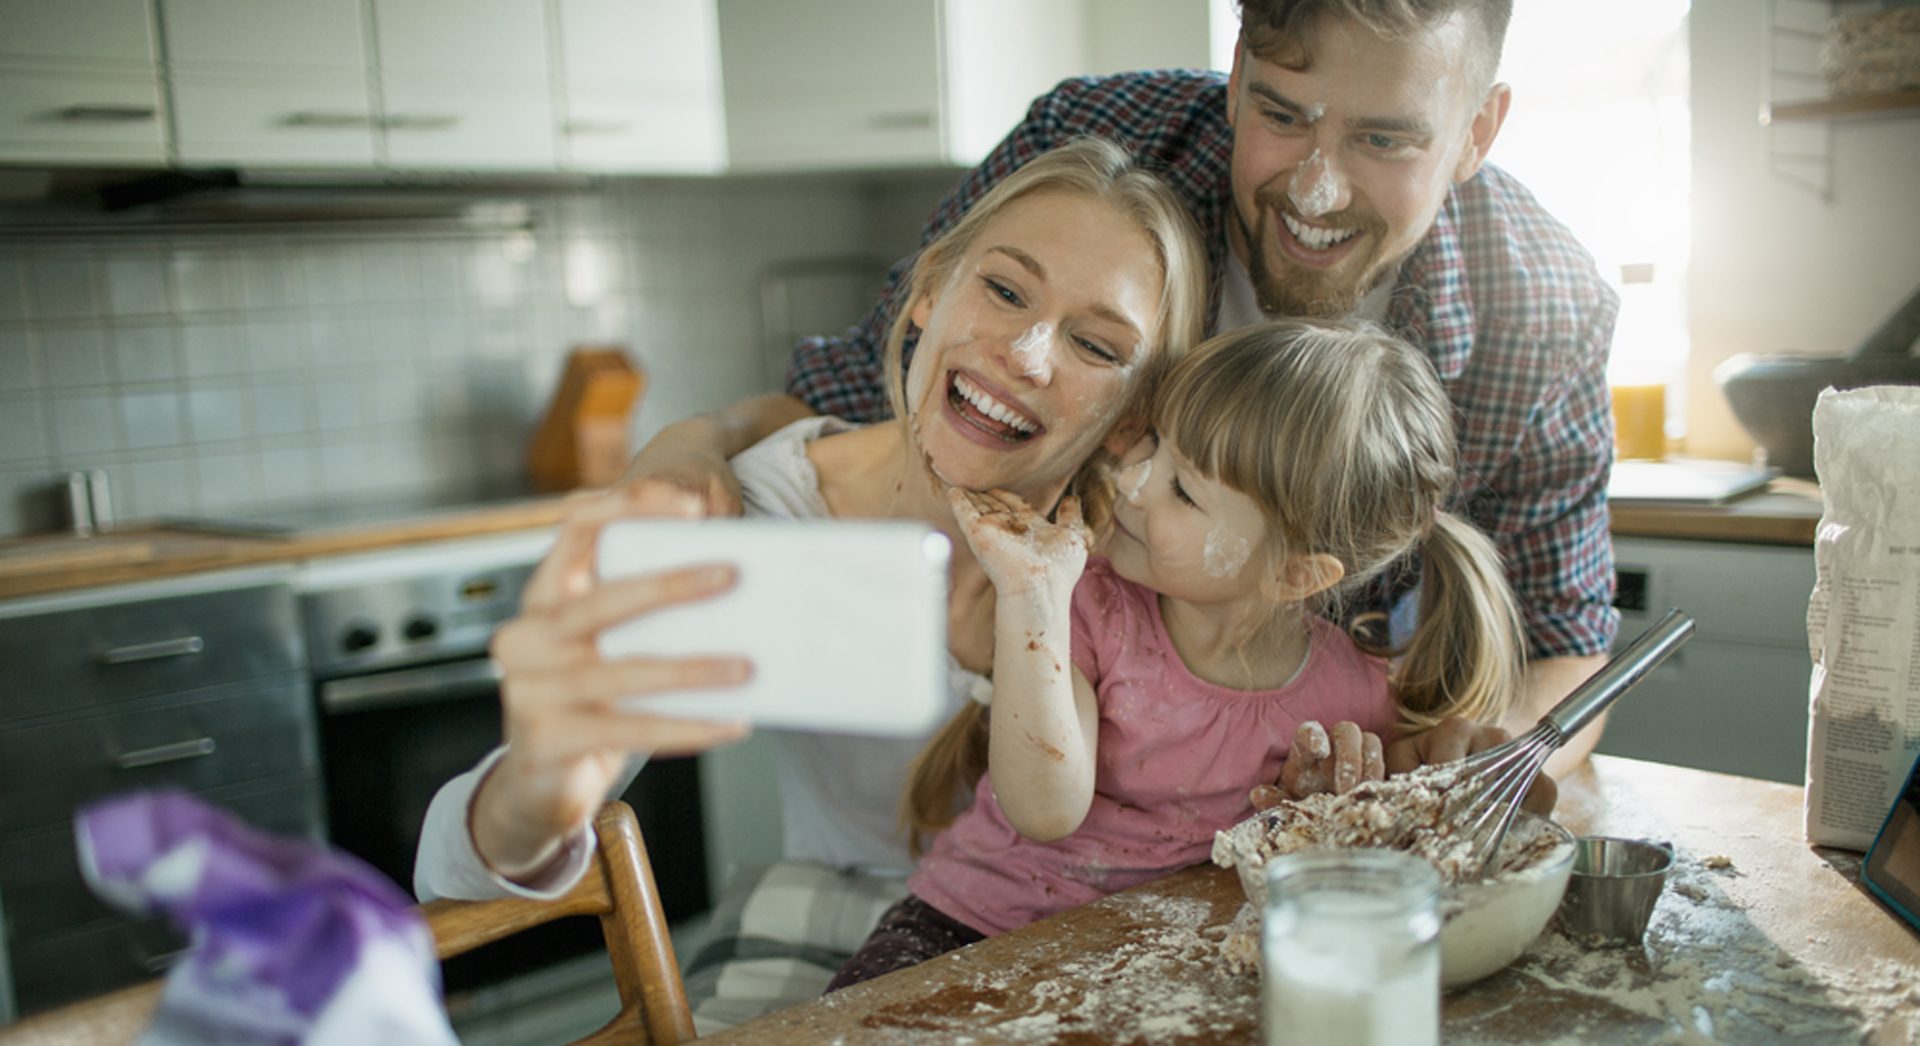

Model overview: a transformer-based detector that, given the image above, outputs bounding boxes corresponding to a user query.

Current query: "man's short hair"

[1237,0,1513,90]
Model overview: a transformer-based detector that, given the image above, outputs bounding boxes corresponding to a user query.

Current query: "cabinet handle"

[380,113,461,131]
[868,111,934,130]
[115,737,218,770]
[283,111,375,129]
[96,635,205,665]
[562,118,630,136]
[55,104,158,123]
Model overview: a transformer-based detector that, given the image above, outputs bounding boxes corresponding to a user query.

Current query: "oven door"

[316,658,709,996]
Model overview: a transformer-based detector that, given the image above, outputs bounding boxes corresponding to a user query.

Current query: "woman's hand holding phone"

[472,483,754,880]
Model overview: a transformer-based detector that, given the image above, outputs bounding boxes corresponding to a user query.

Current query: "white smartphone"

[594,519,952,736]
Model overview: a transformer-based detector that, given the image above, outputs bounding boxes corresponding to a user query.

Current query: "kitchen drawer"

[0,775,323,957]
[0,579,303,722]
[7,915,179,1016]
[1611,537,1816,648]
[0,69,165,165]
[0,673,317,836]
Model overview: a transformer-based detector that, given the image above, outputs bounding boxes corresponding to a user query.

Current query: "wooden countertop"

[704,756,1918,1044]
[0,497,575,602]
[1608,480,1822,547]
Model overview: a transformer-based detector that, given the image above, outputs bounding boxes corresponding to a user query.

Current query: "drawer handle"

[283,110,375,129]
[116,737,217,770]
[380,113,461,131]
[562,118,630,135]
[138,946,191,974]
[97,636,205,665]
[868,110,934,130]
[56,104,158,123]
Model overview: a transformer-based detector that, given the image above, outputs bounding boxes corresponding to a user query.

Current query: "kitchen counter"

[0,496,575,602]
[1608,479,1822,547]
[704,755,1919,1044]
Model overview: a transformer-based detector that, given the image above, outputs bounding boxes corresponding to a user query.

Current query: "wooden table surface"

[703,755,1919,1044]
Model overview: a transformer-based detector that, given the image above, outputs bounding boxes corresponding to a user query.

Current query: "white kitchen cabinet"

[552,0,726,173]
[717,0,1089,172]
[373,0,557,169]
[1594,536,1818,784]
[0,0,165,164]
[159,0,378,167]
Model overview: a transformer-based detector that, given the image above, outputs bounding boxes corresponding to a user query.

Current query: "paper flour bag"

[1804,386,1920,849]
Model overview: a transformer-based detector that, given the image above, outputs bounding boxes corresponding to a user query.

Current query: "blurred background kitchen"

[0,0,1915,1040]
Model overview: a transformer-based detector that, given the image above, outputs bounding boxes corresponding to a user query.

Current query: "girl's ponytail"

[900,703,990,856]
[1391,510,1526,729]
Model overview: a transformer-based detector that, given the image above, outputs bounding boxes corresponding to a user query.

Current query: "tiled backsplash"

[0,174,952,537]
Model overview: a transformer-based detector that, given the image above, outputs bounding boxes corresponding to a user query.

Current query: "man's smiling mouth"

[1280,211,1361,252]
[948,372,1041,442]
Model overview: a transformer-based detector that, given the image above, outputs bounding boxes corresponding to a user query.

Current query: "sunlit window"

[1494,0,1693,437]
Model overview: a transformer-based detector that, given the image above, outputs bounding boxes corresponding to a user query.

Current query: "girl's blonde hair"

[897,138,1209,854]
[1154,319,1525,730]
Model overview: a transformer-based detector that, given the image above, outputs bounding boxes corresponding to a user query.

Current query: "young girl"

[827,318,1527,987]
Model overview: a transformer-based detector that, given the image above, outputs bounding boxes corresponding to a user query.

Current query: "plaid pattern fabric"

[786,70,1619,659]
[681,862,910,1034]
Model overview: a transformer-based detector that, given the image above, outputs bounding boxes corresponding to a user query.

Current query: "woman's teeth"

[1282,212,1360,251]
[953,373,1038,435]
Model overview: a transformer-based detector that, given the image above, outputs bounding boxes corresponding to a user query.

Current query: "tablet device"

[594,519,951,736]
[1862,747,1920,934]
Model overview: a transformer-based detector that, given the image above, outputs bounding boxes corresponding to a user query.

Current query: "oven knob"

[341,623,380,653]
[403,616,439,642]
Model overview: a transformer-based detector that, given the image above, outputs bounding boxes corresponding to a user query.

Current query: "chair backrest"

[0,801,694,1046]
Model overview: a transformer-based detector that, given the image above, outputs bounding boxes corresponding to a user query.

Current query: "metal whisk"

[1453,608,1696,878]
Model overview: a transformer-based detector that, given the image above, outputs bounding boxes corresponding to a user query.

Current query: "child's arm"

[948,488,1101,842]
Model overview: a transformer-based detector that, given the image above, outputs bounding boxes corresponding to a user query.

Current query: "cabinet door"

[378,79,557,169]
[554,0,725,172]
[372,0,555,169]
[942,0,1089,164]
[0,70,165,164]
[718,0,943,171]
[372,0,550,78]
[0,0,157,70]
[160,0,378,166]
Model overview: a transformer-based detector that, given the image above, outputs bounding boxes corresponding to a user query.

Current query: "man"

[638,0,1619,778]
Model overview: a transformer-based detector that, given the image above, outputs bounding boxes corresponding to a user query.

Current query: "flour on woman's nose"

[1010,323,1054,381]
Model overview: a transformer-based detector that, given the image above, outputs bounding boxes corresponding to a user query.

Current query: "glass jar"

[1261,848,1442,1046]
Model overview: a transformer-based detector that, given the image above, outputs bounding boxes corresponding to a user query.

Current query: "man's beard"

[1235,193,1397,319]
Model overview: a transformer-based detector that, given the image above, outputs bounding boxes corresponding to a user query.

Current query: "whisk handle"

[1544,608,1695,739]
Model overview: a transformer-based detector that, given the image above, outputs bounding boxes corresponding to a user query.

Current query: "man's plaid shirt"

[786,71,1620,660]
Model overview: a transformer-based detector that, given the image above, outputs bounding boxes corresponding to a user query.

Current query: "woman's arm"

[618,393,814,516]
[949,489,1100,842]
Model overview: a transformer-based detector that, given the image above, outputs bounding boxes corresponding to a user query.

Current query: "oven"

[297,534,710,1000]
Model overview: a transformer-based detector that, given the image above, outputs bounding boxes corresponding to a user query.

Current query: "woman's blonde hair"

[897,137,1209,854]
[1154,319,1525,731]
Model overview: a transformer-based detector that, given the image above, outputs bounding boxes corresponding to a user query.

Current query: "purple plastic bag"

[76,790,457,1045]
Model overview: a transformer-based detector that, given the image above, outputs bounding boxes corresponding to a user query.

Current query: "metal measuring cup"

[1557,836,1674,943]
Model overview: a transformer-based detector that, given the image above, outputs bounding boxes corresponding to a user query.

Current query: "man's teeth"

[954,374,1037,434]
[1282,212,1360,251]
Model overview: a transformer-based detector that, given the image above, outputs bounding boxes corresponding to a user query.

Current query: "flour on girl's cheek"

[1121,458,1153,504]
[1202,526,1251,577]
[1287,149,1339,219]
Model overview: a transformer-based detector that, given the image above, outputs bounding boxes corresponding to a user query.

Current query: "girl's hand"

[472,483,753,878]
[1385,716,1558,815]
[1250,720,1386,810]
[946,487,1092,601]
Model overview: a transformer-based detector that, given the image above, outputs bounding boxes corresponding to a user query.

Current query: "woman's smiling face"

[903,189,1166,507]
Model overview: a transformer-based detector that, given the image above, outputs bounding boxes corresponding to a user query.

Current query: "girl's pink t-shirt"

[910,558,1396,936]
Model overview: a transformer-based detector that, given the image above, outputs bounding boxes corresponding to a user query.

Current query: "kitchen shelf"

[1763,87,1920,122]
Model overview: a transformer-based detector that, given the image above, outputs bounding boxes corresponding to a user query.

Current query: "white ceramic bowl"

[1228,809,1575,988]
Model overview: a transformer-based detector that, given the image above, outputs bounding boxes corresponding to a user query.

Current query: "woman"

[414,137,1210,1029]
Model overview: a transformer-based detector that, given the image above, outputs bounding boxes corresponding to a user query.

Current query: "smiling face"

[1226,12,1507,317]
[1105,431,1276,606]
[902,189,1166,507]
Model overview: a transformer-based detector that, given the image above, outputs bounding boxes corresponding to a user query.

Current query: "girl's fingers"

[1331,720,1365,793]
[1362,731,1386,784]
[1295,721,1332,761]
[547,563,738,640]
[1249,783,1286,811]
[1056,495,1084,533]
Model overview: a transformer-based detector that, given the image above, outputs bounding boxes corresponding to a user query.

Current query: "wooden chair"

[0,801,695,1046]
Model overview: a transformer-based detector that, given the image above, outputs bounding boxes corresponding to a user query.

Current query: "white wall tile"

[169,251,243,313]
[111,323,180,383]
[192,452,256,509]
[312,378,369,431]
[48,395,121,456]
[0,466,64,534]
[245,317,308,373]
[120,392,185,449]
[185,386,250,443]
[40,327,112,388]
[255,445,315,501]
[362,245,420,303]
[104,255,170,317]
[0,329,38,392]
[317,439,376,494]
[416,243,465,302]
[302,247,366,306]
[24,253,100,320]
[240,251,303,309]
[180,322,247,378]
[121,458,193,519]
[251,383,312,437]
[0,251,27,322]
[0,399,48,462]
